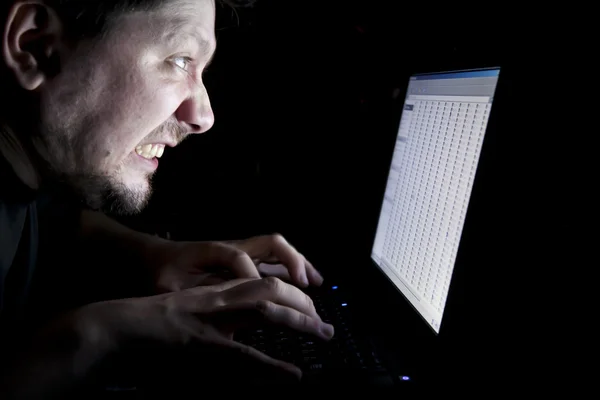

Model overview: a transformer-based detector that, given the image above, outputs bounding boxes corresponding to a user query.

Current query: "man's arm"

[79,209,168,266]
[0,304,119,399]
[77,209,170,297]
[0,277,331,398]
[77,210,322,294]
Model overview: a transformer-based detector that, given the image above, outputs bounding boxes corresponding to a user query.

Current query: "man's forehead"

[161,22,215,51]
[104,0,216,58]
[156,8,216,50]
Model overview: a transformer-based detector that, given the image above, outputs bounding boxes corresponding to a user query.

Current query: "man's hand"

[228,234,324,288]
[1,277,333,397]
[151,234,323,293]
[78,211,321,293]
[94,277,334,380]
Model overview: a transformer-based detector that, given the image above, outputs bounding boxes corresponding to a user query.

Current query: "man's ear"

[2,1,65,91]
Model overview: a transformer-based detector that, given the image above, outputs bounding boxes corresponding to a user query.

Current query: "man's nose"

[175,85,215,135]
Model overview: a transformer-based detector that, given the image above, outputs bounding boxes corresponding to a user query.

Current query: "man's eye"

[172,56,193,71]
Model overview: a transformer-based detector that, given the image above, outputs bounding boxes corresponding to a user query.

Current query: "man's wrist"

[72,303,124,358]
[76,298,159,351]
[138,234,172,267]
[0,303,128,398]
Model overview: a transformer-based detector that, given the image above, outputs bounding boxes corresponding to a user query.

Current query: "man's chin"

[101,182,153,216]
[73,173,153,216]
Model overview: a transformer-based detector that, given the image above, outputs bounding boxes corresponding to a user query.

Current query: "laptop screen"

[371,68,500,333]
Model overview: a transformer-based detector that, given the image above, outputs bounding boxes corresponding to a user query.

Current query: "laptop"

[235,67,503,387]
[95,66,503,395]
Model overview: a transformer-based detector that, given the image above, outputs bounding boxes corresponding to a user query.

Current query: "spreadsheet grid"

[380,99,491,316]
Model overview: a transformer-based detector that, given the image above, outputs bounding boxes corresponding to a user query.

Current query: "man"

[0,0,333,397]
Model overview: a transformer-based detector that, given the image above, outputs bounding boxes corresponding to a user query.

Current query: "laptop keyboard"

[235,284,385,374]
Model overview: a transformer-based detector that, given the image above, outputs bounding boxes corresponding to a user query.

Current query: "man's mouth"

[135,143,165,160]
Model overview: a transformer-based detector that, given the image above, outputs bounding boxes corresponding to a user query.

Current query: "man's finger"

[205,242,261,279]
[220,277,322,322]
[256,301,333,340]
[191,278,258,294]
[198,275,228,286]
[215,300,334,341]
[258,256,323,287]
[257,263,292,281]
[268,235,309,288]
[303,257,324,286]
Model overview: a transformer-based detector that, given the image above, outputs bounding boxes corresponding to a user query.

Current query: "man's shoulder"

[0,150,37,205]
[0,190,33,316]
[0,148,38,282]
[0,197,30,261]
[0,153,34,257]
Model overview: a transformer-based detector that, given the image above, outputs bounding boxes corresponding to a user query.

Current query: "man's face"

[12,0,216,214]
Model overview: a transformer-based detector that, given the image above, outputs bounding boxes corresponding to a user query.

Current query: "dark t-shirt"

[0,154,82,353]
[0,155,38,324]
[0,155,142,392]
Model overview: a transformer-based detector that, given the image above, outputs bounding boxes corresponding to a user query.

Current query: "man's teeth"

[135,144,165,159]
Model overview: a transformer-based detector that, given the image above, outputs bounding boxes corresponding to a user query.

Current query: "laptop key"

[308,363,323,371]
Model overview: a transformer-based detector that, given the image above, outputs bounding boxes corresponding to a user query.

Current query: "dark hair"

[2,0,255,42]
